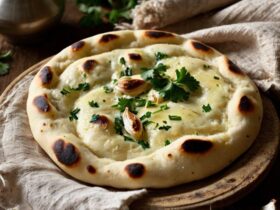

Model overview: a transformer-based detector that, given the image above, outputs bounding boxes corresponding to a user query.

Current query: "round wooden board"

[1,59,279,210]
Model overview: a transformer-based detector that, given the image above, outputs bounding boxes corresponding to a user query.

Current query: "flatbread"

[26,30,262,189]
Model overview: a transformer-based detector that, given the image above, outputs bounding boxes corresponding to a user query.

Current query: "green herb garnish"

[203,64,211,69]
[69,108,80,121]
[90,114,100,122]
[140,111,152,121]
[175,67,200,92]
[61,83,90,95]
[155,52,168,61]
[120,57,126,65]
[76,0,138,27]
[146,100,156,107]
[124,135,134,142]
[112,97,147,114]
[202,104,212,112]
[214,76,220,80]
[168,115,182,121]
[138,140,150,149]
[153,104,169,114]
[114,115,124,135]
[89,100,99,108]
[0,50,12,76]
[165,140,171,146]
[103,85,113,93]
[158,125,171,131]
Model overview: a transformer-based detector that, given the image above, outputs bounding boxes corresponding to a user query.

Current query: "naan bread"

[26,30,262,189]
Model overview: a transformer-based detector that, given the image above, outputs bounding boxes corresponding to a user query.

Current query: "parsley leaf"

[158,125,171,131]
[202,104,212,112]
[146,100,156,107]
[61,83,90,95]
[138,140,150,149]
[114,115,124,135]
[124,135,134,142]
[69,108,80,121]
[140,111,152,121]
[112,97,146,114]
[120,57,126,65]
[165,140,171,146]
[0,62,10,76]
[90,114,100,122]
[214,76,220,80]
[89,100,99,108]
[103,85,113,93]
[155,52,168,61]
[168,115,182,121]
[175,67,200,91]
[120,67,132,77]
[153,104,169,114]
[159,81,189,102]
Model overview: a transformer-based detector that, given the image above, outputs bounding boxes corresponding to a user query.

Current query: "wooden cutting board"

[1,58,279,209]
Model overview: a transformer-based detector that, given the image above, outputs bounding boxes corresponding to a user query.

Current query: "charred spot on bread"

[71,41,85,52]
[239,96,254,112]
[128,53,142,61]
[181,139,213,153]
[99,34,119,43]
[87,165,96,174]
[83,59,98,73]
[39,66,53,85]
[53,139,80,166]
[125,163,145,178]
[192,41,212,52]
[33,95,51,112]
[145,30,174,39]
[227,59,244,75]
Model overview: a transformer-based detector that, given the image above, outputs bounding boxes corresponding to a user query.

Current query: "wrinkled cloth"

[1,0,280,209]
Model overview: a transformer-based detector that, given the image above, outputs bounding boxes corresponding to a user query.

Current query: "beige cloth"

[1,0,280,209]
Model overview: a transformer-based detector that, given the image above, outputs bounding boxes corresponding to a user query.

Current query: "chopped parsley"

[155,52,169,61]
[214,76,220,80]
[120,57,126,65]
[202,104,212,112]
[0,50,12,76]
[89,100,99,108]
[142,120,154,127]
[153,104,169,114]
[103,85,113,93]
[112,97,148,114]
[175,67,200,92]
[61,82,90,95]
[138,140,150,149]
[141,64,199,102]
[168,115,182,121]
[146,100,156,107]
[69,108,80,121]
[114,115,124,135]
[158,125,171,131]
[140,111,152,121]
[165,140,171,146]
[124,135,134,142]
[90,114,100,122]
[119,57,133,77]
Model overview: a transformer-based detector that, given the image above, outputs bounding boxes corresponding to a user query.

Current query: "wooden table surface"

[0,0,279,209]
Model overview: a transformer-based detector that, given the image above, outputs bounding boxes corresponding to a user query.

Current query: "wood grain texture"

[1,57,279,209]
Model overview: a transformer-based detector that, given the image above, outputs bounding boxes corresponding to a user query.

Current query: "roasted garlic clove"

[148,89,164,104]
[122,107,143,140]
[90,114,110,129]
[117,76,150,96]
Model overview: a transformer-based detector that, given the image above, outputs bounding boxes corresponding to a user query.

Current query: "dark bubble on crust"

[239,96,254,112]
[192,41,211,52]
[71,41,85,52]
[53,139,80,166]
[125,163,145,178]
[145,30,174,39]
[33,95,51,112]
[99,34,119,43]
[39,66,53,85]
[181,139,213,153]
